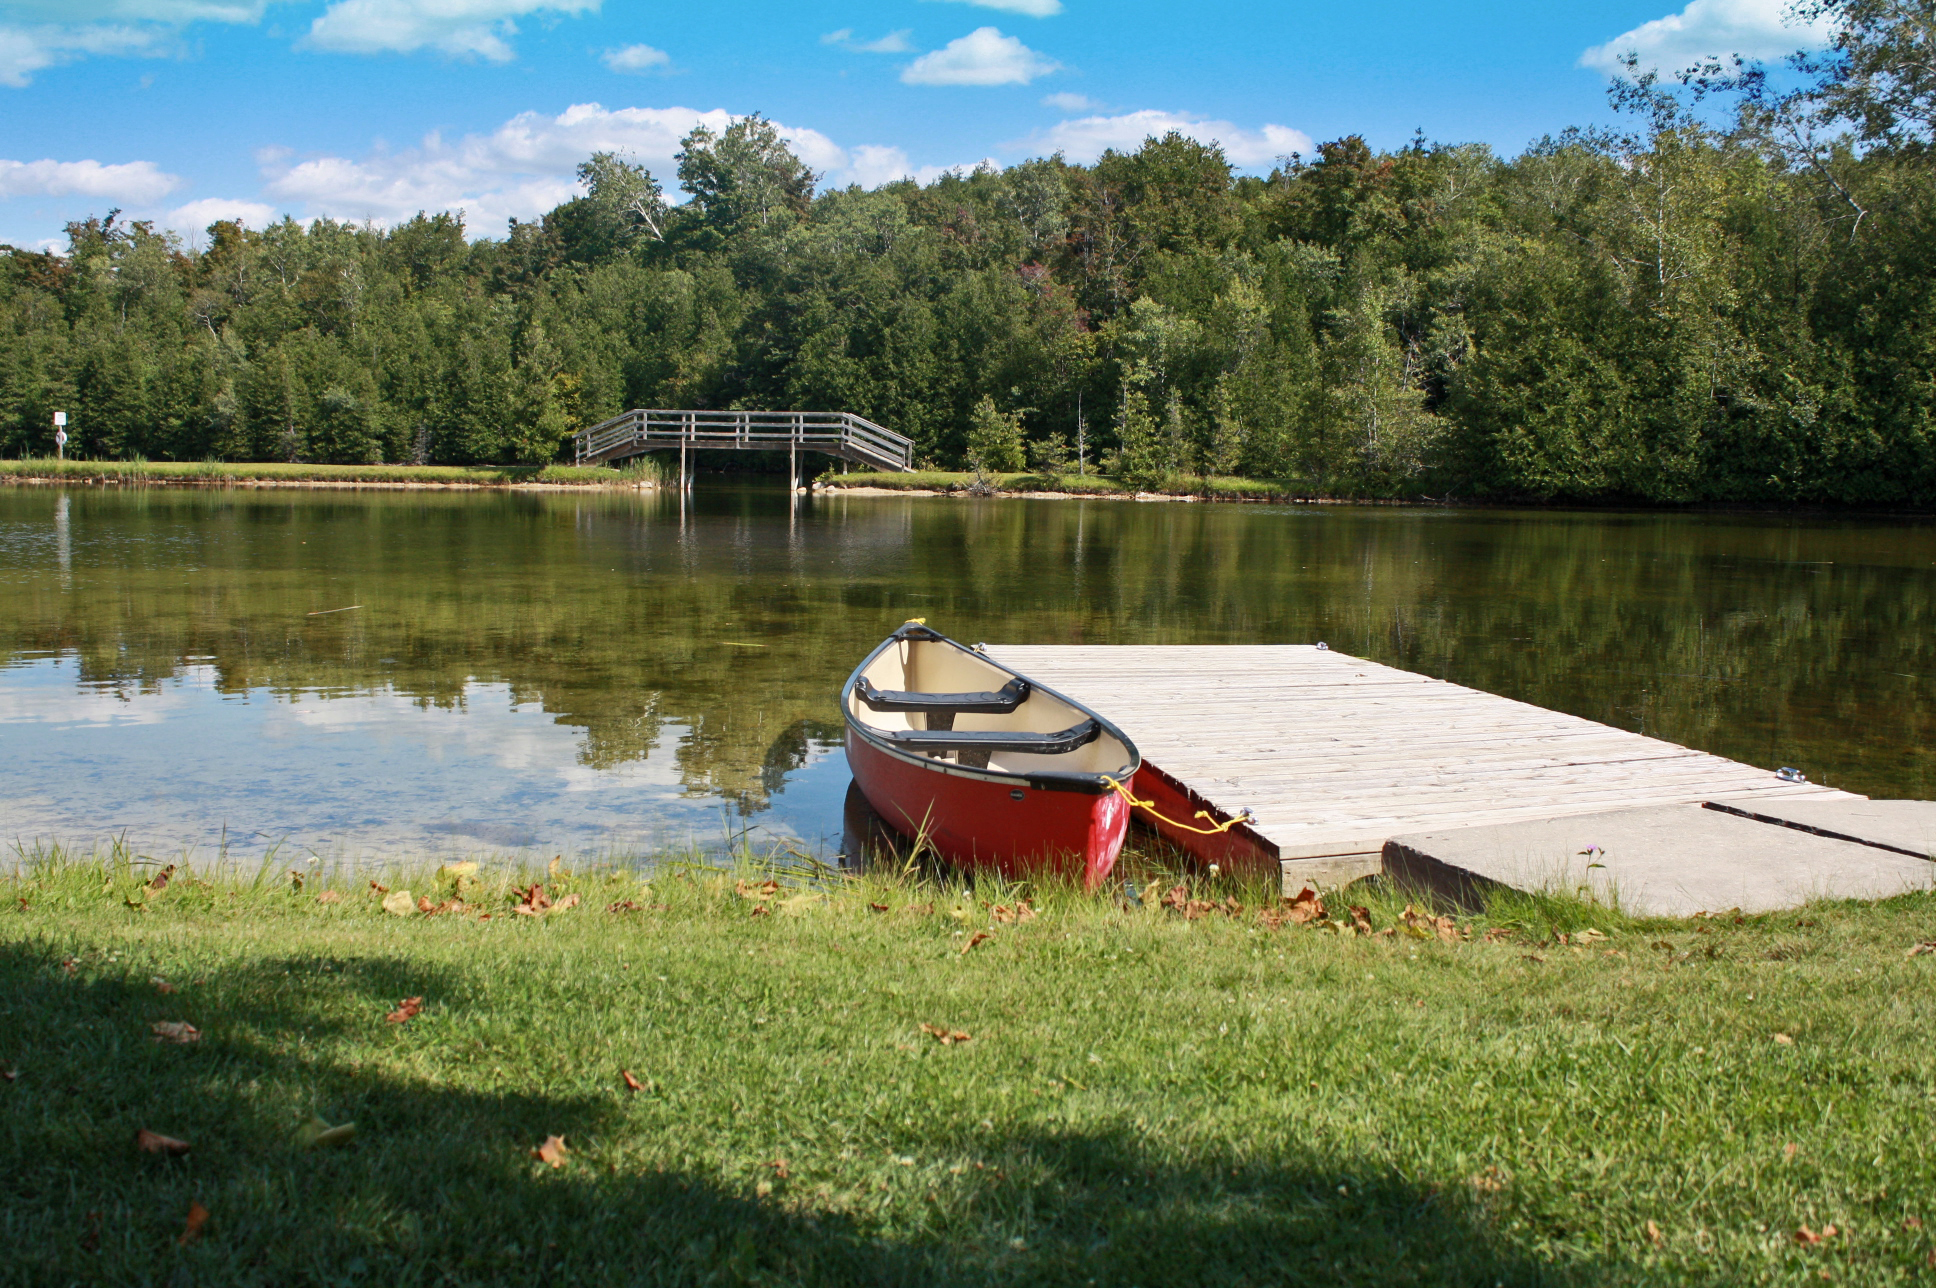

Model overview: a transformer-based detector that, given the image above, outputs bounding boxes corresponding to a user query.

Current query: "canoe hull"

[845,730,1130,887]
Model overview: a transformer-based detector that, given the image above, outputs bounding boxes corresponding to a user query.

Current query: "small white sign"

[52,411,66,427]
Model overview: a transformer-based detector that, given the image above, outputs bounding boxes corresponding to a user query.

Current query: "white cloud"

[928,0,1063,17]
[600,42,667,73]
[303,0,600,62]
[0,156,181,201]
[821,27,914,54]
[1580,0,1835,76]
[260,102,848,233]
[1021,109,1314,166]
[1041,90,1096,112]
[0,20,169,86]
[0,2,271,85]
[166,196,276,234]
[901,26,1058,86]
[845,144,995,188]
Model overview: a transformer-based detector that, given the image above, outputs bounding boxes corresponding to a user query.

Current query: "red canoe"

[842,623,1141,887]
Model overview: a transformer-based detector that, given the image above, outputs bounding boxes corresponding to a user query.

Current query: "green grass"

[0,458,659,488]
[819,470,1348,501]
[4,846,1935,1286]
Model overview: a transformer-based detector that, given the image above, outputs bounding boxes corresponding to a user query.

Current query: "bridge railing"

[574,409,915,473]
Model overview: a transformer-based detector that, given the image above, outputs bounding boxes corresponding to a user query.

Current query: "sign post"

[52,411,67,461]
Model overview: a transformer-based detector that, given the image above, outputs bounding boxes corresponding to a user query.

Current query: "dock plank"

[986,644,1857,860]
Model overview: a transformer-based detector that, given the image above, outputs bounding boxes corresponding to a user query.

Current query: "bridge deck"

[985,644,1859,881]
[575,409,915,475]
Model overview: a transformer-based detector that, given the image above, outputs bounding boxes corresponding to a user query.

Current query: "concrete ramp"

[1701,799,1936,861]
[1385,803,1936,918]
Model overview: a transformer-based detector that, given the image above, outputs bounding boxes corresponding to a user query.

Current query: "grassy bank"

[4,849,1934,1285]
[817,470,1364,502]
[0,458,663,489]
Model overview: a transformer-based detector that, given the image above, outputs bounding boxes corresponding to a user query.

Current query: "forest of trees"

[1,0,1932,504]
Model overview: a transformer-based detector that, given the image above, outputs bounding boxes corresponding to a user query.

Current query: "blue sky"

[0,0,1834,250]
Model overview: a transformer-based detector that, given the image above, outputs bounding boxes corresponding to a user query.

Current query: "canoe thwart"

[877,718,1102,757]
[856,676,1031,718]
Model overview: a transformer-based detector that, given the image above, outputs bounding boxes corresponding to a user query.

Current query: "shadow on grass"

[1,938,1614,1287]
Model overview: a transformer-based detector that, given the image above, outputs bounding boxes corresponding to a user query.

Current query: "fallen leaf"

[14,897,26,912]
[1183,899,1217,920]
[1348,906,1374,936]
[1522,953,1547,964]
[621,1069,643,1093]
[607,899,642,913]
[287,869,305,891]
[386,996,423,1024]
[767,1158,791,1180]
[534,1135,568,1167]
[905,901,934,916]
[1484,927,1516,943]
[512,883,553,916]
[295,1114,357,1150]
[991,904,1016,924]
[135,1128,190,1156]
[868,902,889,913]
[1795,1225,1828,1245]
[548,856,563,878]
[1646,1219,1664,1247]
[1774,1032,1795,1046]
[152,1020,200,1044]
[146,865,176,895]
[737,879,780,901]
[1223,896,1245,917]
[554,892,581,911]
[316,890,342,904]
[151,976,177,994]
[919,1022,972,1045]
[749,904,769,918]
[1285,886,1326,924]
[1469,1166,1506,1194]
[1902,1216,1922,1230]
[368,881,388,894]
[962,931,991,953]
[380,889,416,916]
[437,861,479,881]
[1784,1142,1799,1159]
[1907,941,1936,958]
[178,1201,210,1246]
[1161,885,1189,911]
[417,895,435,913]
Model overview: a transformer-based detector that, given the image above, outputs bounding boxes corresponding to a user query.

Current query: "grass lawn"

[818,471,1356,502]
[0,458,658,488]
[4,850,1933,1286]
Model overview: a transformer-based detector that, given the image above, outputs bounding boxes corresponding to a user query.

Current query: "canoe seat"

[878,718,1101,758]
[855,676,1030,715]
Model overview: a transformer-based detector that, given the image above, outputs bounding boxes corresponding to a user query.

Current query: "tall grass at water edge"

[3,838,1934,1286]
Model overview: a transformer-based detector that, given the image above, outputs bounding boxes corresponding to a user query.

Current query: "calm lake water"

[2,485,1932,864]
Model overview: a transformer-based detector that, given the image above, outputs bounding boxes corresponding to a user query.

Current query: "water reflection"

[0,486,1930,861]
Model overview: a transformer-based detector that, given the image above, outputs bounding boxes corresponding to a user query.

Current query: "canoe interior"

[847,634,1136,781]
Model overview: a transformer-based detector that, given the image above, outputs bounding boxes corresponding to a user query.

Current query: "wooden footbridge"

[574,409,915,488]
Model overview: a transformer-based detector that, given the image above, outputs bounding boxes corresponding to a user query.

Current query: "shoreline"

[0,460,659,492]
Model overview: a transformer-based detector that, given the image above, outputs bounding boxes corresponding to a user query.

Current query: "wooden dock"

[985,644,1861,886]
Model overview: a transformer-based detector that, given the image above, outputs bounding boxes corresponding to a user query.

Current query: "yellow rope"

[1100,776,1255,836]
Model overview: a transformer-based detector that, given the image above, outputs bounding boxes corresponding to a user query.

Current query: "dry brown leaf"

[991,904,1016,924]
[1784,1143,1799,1160]
[1161,885,1189,911]
[548,856,564,879]
[621,1069,643,1093]
[1469,1166,1506,1194]
[386,996,423,1024]
[178,1201,209,1246]
[1645,1219,1664,1247]
[135,1128,190,1156]
[1794,1224,1838,1244]
[1902,1217,1922,1230]
[316,890,342,904]
[767,1158,790,1180]
[1774,1032,1795,1046]
[417,895,435,913]
[961,931,991,953]
[14,897,26,912]
[380,889,416,917]
[1183,899,1216,920]
[905,901,934,916]
[1435,915,1466,944]
[368,881,388,894]
[146,865,176,895]
[1223,896,1245,917]
[152,1020,200,1044]
[749,904,770,918]
[1907,941,1936,958]
[868,902,889,913]
[1522,953,1547,964]
[512,883,553,916]
[151,977,176,995]
[554,892,580,911]
[607,899,642,913]
[1483,927,1516,943]
[919,1022,972,1045]
[1285,887,1326,924]
[737,879,780,901]
[534,1135,568,1167]
[1348,906,1374,936]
